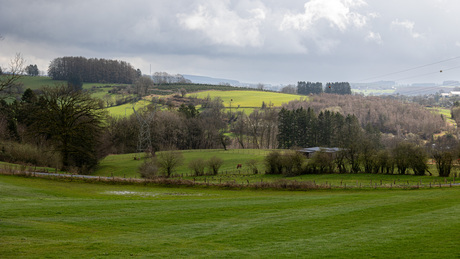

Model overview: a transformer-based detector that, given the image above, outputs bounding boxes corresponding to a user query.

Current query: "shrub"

[392,142,428,175]
[208,156,223,175]
[0,141,62,169]
[156,150,184,177]
[188,158,207,176]
[410,146,428,176]
[433,151,454,177]
[308,151,334,174]
[139,157,159,179]
[281,151,306,176]
[375,149,394,174]
[265,151,283,174]
[264,150,305,176]
[246,159,259,174]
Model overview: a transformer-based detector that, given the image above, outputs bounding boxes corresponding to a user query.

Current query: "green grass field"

[95,149,270,178]
[105,99,152,117]
[95,150,458,188]
[16,76,66,90]
[188,90,306,109]
[428,107,456,126]
[1,175,459,258]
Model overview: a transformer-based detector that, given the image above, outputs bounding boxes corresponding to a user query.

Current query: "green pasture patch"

[87,87,113,99]
[105,99,151,117]
[95,153,146,178]
[188,90,305,108]
[428,107,456,126]
[95,149,270,178]
[1,175,459,258]
[17,76,66,90]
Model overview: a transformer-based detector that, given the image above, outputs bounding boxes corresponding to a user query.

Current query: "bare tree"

[280,85,296,94]
[179,88,187,98]
[0,53,25,99]
[188,158,207,176]
[156,150,184,177]
[134,75,154,97]
[208,156,223,175]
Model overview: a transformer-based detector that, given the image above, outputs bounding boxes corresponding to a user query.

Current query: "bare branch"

[0,53,25,99]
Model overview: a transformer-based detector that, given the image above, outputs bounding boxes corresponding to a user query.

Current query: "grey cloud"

[2,0,460,84]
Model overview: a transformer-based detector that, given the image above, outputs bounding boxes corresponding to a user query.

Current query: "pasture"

[95,149,270,178]
[95,150,459,188]
[429,107,456,127]
[16,76,118,91]
[105,99,152,117]
[1,175,459,258]
[188,90,305,109]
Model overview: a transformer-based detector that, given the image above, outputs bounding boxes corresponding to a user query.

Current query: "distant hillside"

[183,74,241,86]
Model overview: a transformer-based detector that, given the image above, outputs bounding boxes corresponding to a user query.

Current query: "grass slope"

[105,99,152,117]
[95,149,270,178]
[16,76,66,90]
[188,90,305,109]
[1,175,459,258]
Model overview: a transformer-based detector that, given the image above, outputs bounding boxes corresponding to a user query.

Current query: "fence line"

[1,165,459,190]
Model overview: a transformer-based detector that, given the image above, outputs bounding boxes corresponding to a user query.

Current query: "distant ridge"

[182,74,241,86]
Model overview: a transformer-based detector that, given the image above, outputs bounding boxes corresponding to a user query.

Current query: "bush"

[433,151,454,177]
[208,156,223,175]
[282,151,306,176]
[0,141,62,169]
[246,159,259,174]
[265,151,283,174]
[375,149,394,174]
[139,158,159,179]
[188,158,207,176]
[308,151,334,174]
[264,150,305,176]
[392,142,428,175]
[156,150,184,177]
[410,146,428,176]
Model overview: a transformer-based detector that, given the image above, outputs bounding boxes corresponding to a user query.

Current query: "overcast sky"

[1,0,460,85]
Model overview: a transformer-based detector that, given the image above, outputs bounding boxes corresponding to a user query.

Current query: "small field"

[428,107,456,127]
[105,99,152,117]
[16,76,66,90]
[95,149,270,178]
[1,175,459,258]
[188,90,305,110]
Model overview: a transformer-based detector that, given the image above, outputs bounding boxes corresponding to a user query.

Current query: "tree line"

[296,81,351,95]
[0,86,105,173]
[283,94,445,139]
[48,56,140,84]
[277,107,360,149]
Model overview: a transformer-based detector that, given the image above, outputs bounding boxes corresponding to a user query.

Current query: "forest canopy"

[48,56,139,84]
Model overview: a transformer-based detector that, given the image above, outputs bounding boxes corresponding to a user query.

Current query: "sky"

[1,0,460,85]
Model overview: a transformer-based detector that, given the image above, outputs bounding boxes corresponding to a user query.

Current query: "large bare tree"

[0,53,25,100]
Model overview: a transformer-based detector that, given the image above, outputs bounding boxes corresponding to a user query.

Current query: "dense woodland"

[48,56,140,84]
[283,94,444,138]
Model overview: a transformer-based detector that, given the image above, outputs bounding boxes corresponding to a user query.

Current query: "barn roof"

[298,147,343,153]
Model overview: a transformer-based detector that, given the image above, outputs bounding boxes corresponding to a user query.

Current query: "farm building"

[298,147,343,158]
